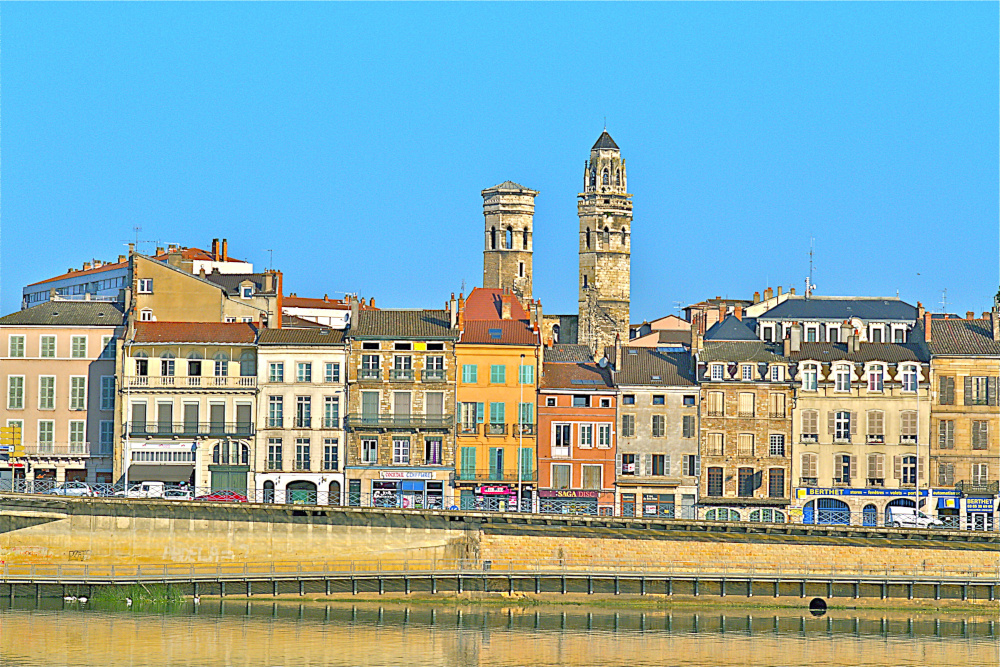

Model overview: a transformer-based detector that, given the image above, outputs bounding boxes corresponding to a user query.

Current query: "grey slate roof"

[699,341,787,363]
[592,131,619,151]
[485,180,536,193]
[545,344,594,363]
[787,342,928,364]
[203,272,275,295]
[350,310,456,340]
[258,327,345,346]
[923,319,1000,356]
[759,296,917,322]
[703,315,759,342]
[0,301,124,327]
[617,348,696,386]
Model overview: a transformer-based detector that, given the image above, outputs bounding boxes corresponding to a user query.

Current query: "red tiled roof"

[283,295,378,310]
[132,322,257,344]
[463,288,530,321]
[460,320,539,346]
[540,362,614,390]
[27,260,127,286]
[26,246,247,287]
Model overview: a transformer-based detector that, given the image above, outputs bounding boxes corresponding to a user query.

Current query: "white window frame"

[578,423,594,449]
[40,335,56,358]
[834,365,851,392]
[597,423,612,449]
[710,364,724,381]
[802,363,818,392]
[581,464,603,490]
[392,437,410,465]
[7,375,25,410]
[9,335,26,358]
[901,364,918,392]
[770,365,783,382]
[38,375,56,410]
[867,365,884,392]
[551,463,572,490]
[137,278,153,293]
[140,309,154,322]
[69,376,87,411]
[552,423,572,457]
[361,438,378,464]
[741,364,753,381]
[268,362,284,383]
[241,285,253,299]
[70,335,88,358]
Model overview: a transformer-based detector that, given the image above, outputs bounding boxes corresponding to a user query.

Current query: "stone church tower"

[578,131,632,356]
[482,181,538,300]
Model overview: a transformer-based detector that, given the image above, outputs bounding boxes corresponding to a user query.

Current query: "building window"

[214,354,229,377]
[937,420,954,449]
[768,469,784,498]
[546,396,556,407]
[867,453,885,485]
[937,462,954,486]
[324,363,341,383]
[867,365,884,392]
[297,363,312,383]
[834,453,854,484]
[770,365,783,382]
[834,411,852,442]
[137,278,153,293]
[969,376,990,405]
[553,423,571,457]
[267,439,283,470]
[769,434,785,457]
[621,453,636,475]
[581,465,602,489]
[682,415,695,438]
[269,363,284,383]
[461,364,477,383]
[552,464,571,489]
[621,414,635,437]
[802,363,818,392]
[489,364,506,384]
[70,336,87,358]
[769,392,786,418]
[38,376,55,410]
[268,396,283,427]
[801,410,818,442]
[323,439,339,470]
[741,365,753,381]
[99,421,114,454]
[241,285,253,298]
[900,411,918,443]
[519,364,534,384]
[8,335,25,358]
[652,395,665,406]
[393,437,410,464]
[578,423,594,448]
[69,421,86,454]
[900,455,917,485]
[651,415,665,437]
[867,410,885,443]
[69,377,87,410]
[806,327,817,343]
[972,463,989,485]
[295,396,311,428]
[161,355,175,377]
[901,365,917,392]
[361,438,378,464]
[707,391,724,417]
[738,468,755,497]
[800,453,818,484]
[651,454,668,476]
[295,439,311,470]
[972,421,989,450]
[38,420,55,451]
[597,423,611,448]
[40,335,56,358]
[622,394,635,405]
[738,392,755,418]
[710,364,724,381]
[424,438,442,465]
[7,376,24,410]
[683,395,696,406]
[939,376,955,405]
[572,395,589,408]
[683,454,700,477]
[706,433,724,456]
[737,433,754,456]
[324,396,340,428]
[707,467,723,496]
[834,365,851,392]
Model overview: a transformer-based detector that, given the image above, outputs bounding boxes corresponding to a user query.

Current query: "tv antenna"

[940,288,948,313]
[120,226,157,255]
[265,249,274,272]
[804,238,817,298]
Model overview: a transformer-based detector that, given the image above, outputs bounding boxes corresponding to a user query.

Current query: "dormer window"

[802,363,818,391]
[741,364,753,381]
[241,285,253,299]
[805,326,818,343]
[770,365,784,382]
[710,364,724,381]
[901,364,918,392]
[139,308,153,322]
[834,364,851,392]
[867,365,884,392]
[869,326,883,343]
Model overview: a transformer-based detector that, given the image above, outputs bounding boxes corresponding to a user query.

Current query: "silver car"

[47,481,95,497]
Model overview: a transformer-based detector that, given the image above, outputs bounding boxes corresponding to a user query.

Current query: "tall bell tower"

[482,181,538,300]
[578,131,632,356]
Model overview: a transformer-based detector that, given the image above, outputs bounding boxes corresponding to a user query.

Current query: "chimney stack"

[718,304,726,323]
[777,286,783,297]
[349,294,359,327]
[923,311,933,343]
[212,239,220,259]
[118,254,127,263]
[614,333,623,372]
[369,297,375,308]
[967,311,975,320]
[753,291,760,304]
[789,322,802,353]
[457,293,466,331]
[83,262,92,271]
[449,293,458,328]
[155,247,164,256]
[222,239,228,261]
[734,305,743,321]
[848,330,861,353]
[789,287,796,295]
[501,297,512,320]
[764,287,773,301]
[841,320,852,342]
[992,303,1000,342]
[916,301,925,319]
[264,272,274,293]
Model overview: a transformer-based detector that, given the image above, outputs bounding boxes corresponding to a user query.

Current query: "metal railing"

[485,423,507,436]
[346,414,453,429]
[389,369,414,381]
[456,469,537,482]
[421,369,446,382]
[957,480,999,495]
[358,369,381,381]
[127,422,254,437]
[13,443,94,457]
[125,376,256,389]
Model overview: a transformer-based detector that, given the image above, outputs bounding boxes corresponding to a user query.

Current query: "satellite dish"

[598,357,609,368]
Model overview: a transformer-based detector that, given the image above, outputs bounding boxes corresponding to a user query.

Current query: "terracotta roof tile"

[27,261,127,286]
[258,327,345,346]
[460,320,539,345]
[541,361,614,390]
[350,310,456,340]
[927,318,1000,356]
[132,322,257,344]
[463,288,530,321]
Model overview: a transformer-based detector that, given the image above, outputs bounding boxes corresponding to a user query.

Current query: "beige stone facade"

[482,181,538,301]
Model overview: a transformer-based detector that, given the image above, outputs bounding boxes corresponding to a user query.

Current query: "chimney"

[789,322,802,353]
[614,333,623,372]
[753,291,760,304]
[501,297,512,320]
[449,293,458,328]
[264,272,274,293]
[155,247,164,256]
[323,294,329,302]
[360,297,366,307]
[83,262,92,271]
[457,293,466,331]
[93,260,103,268]
[212,239,219,259]
[734,305,743,321]
[783,336,790,357]
[848,330,861,353]
[369,297,375,308]
[841,320,852,342]
[764,287,773,301]
[718,304,726,323]
[992,305,1000,342]
[967,311,975,320]
[777,286,783,297]
[690,320,703,355]
[916,301,925,319]
[84,293,91,301]
[349,294,359,327]
[222,239,228,261]
[789,287,796,295]
[923,311,933,343]
[128,243,135,255]
[198,267,206,278]
[118,255,127,263]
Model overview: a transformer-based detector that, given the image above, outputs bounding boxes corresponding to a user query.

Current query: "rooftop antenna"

[265,249,273,272]
[805,238,817,298]
[120,226,156,255]
[673,301,684,314]
[940,288,948,313]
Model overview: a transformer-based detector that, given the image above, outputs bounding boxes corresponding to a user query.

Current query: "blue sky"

[1,3,997,319]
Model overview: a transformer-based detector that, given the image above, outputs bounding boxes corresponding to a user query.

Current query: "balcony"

[127,422,255,438]
[458,424,479,436]
[346,413,453,430]
[389,369,415,382]
[18,443,93,457]
[358,369,381,381]
[421,369,446,383]
[125,376,256,389]
[956,480,999,495]
[832,477,851,486]
[866,435,885,444]
[867,478,885,487]
[515,423,536,436]
[769,411,786,419]
[486,423,508,436]
[798,477,818,487]
[707,410,725,418]
[801,434,818,444]
[900,435,917,444]
[737,411,755,418]
[456,469,537,483]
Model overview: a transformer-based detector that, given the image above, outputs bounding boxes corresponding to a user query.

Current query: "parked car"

[115,482,166,499]
[46,481,95,497]
[163,488,194,501]
[886,506,944,529]
[195,490,248,503]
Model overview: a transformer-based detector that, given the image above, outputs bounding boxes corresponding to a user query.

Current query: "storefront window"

[642,493,674,517]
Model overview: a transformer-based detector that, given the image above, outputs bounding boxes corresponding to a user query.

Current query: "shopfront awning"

[127,465,194,483]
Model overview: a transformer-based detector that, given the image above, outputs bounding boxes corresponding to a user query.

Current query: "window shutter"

[867,454,878,479]
[964,376,973,406]
[615,452,622,472]
[988,377,998,406]
[643,453,652,477]
[876,454,884,478]
[849,455,857,481]
[945,376,955,404]
[893,455,902,480]
[664,454,671,475]
[850,412,858,435]
[827,411,835,434]
[695,455,701,476]
[917,456,924,480]
[476,402,484,424]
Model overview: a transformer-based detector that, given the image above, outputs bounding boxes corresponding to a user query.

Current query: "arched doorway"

[862,503,878,527]
[328,481,342,506]
[803,498,850,525]
[885,498,916,526]
[286,481,317,505]
[263,480,275,503]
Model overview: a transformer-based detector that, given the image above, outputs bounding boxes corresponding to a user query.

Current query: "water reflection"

[1,598,995,667]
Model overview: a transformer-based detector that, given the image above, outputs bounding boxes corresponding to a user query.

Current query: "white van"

[116,481,166,499]
[886,506,943,529]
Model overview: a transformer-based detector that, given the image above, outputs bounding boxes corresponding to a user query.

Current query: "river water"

[1,599,996,666]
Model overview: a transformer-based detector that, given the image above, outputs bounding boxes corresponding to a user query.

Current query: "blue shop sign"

[966,498,995,512]
[796,487,931,498]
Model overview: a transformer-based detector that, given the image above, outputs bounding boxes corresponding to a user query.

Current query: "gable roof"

[617,348,696,386]
[460,320,538,346]
[131,322,257,345]
[703,315,759,342]
[350,310,455,340]
[541,361,614,390]
[203,272,277,296]
[592,131,619,151]
[462,288,530,321]
[760,296,917,321]
[0,301,124,327]
[545,344,593,363]
[26,260,128,287]
[787,341,928,364]
[258,327,344,346]
[924,318,1000,356]
[699,341,787,363]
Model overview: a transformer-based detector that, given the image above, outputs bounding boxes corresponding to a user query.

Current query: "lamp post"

[517,353,525,512]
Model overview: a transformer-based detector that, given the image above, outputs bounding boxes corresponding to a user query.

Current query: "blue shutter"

[476,402,484,424]
[489,447,501,478]
[520,447,534,479]
[519,364,535,384]
[460,447,476,477]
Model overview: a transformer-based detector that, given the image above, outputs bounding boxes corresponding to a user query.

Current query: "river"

[1,599,996,666]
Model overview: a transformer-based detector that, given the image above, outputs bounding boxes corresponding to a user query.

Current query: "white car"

[114,481,166,499]
[886,506,944,529]
[47,481,95,497]
[163,488,194,500]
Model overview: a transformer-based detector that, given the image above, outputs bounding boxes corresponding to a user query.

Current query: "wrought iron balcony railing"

[389,369,414,381]
[358,369,381,381]
[956,480,999,495]
[346,414,453,429]
[456,469,537,482]
[127,422,255,437]
[125,376,256,389]
[421,369,446,382]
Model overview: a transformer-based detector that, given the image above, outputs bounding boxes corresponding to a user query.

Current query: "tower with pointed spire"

[578,130,632,356]
[482,180,538,300]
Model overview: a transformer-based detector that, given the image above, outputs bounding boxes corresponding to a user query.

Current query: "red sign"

[539,489,599,499]
[476,485,511,495]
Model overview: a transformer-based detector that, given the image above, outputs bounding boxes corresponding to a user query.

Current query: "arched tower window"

[522,228,529,249]
[602,169,609,186]
[505,227,513,249]
[585,227,591,249]
[490,227,497,250]
[603,227,611,246]
[621,227,628,245]
[589,169,596,188]
[616,170,621,186]
[582,275,589,289]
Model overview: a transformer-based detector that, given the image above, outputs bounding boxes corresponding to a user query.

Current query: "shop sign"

[477,486,511,495]
[539,489,599,499]
[966,498,995,512]
[796,487,931,498]
[380,470,435,480]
